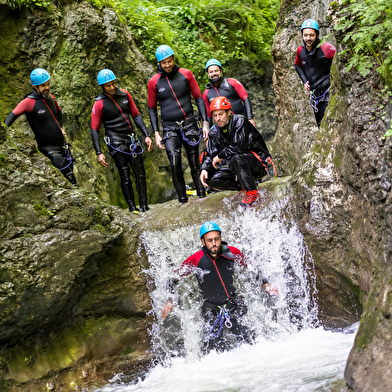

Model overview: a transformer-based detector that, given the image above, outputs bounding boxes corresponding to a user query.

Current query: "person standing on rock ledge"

[202,58,255,127]
[4,68,77,186]
[91,69,152,214]
[199,96,276,207]
[294,19,336,127]
[148,45,210,203]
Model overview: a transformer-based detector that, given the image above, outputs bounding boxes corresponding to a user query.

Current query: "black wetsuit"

[4,92,77,185]
[169,242,266,352]
[91,88,150,211]
[295,40,336,127]
[203,77,253,127]
[148,64,208,201]
[201,114,271,191]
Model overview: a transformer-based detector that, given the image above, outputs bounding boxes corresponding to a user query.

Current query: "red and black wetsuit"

[294,40,336,126]
[169,242,267,351]
[4,92,76,185]
[203,77,253,126]
[91,87,150,210]
[200,114,271,192]
[148,65,208,201]
[175,242,246,305]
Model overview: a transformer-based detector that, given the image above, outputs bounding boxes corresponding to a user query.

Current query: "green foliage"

[121,0,280,80]
[6,0,50,9]
[333,0,392,89]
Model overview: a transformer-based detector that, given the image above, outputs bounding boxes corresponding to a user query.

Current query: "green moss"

[33,203,52,217]
[123,345,135,355]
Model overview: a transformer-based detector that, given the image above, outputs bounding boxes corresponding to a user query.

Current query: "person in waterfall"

[202,58,255,127]
[294,18,337,127]
[162,221,278,352]
[199,96,276,207]
[148,45,210,203]
[4,68,77,186]
[91,69,152,214]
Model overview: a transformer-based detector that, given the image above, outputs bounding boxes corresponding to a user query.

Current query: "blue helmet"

[155,45,174,62]
[30,68,50,86]
[301,19,319,32]
[200,221,221,238]
[205,59,222,72]
[97,69,116,85]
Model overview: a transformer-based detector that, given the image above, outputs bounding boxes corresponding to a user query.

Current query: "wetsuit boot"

[137,179,149,212]
[64,172,77,186]
[119,168,139,214]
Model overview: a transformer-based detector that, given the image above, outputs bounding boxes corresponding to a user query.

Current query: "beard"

[210,76,222,85]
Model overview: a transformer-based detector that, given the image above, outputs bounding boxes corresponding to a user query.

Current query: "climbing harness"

[177,115,202,146]
[250,151,277,182]
[209,304,233,338]
[59,144,75,171]
[104,134,144,158]
[310,87,330,113]
[162,115,203,146]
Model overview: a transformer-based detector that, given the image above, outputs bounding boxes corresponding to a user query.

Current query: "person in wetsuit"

[202,59,255,127]
[294,19,336,127]
[148,45,210,203]
[4,68,77,185]
[162,221,278,352]
[91,69,152,213]
[199,97,276,207]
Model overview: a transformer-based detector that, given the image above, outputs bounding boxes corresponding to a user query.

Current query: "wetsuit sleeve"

[91,128,102,155]
[195,97,207,122]
[134,114,150,137]
[4,98,35,126]
[4,112,16,126]
[149,108,159,133]
[91,100,103,154]
[148,76,160,133]
[167,250,203,294]
[243,97,253,120]
[321,42,337,60]
[228,246,247,267]
[202,90,212,126]
[200,127,219,172]
[227,78,248,101]
[294,46,308,84]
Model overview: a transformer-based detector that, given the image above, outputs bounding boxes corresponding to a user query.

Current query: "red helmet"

[210,96,231,112]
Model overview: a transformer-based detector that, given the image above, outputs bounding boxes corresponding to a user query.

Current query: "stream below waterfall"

[96,198,358,392]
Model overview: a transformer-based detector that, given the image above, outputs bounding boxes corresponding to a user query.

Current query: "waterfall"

[96,199,357,391]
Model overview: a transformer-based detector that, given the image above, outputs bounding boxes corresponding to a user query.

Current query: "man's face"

[160,56,175,74]
[102,80,116,98]
[201,230,222,257]
[212,109,229,128]
[35,81,50,99]
[302,28,317,49]
[207,65,222,83]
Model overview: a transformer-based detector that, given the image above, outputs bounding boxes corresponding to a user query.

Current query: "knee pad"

[49,152,66,169]
[119,167,131,185]
[167,151,182,171]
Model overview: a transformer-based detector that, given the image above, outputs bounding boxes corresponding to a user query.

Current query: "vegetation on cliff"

[6,0,280,82]
[330,0,392,136]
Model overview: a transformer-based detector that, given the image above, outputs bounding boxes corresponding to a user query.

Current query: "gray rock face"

[272,0,335,175]
[272,0,392,390]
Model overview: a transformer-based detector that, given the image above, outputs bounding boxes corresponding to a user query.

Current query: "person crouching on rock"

[91,69,152,214]
[199,97,276,207]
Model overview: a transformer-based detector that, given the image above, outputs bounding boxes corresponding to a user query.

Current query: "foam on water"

[95,197,357,391]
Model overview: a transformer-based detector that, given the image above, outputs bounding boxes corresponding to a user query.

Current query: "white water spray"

[96,198,357,391]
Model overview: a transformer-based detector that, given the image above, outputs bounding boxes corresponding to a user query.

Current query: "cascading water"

[96,198,358,391]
